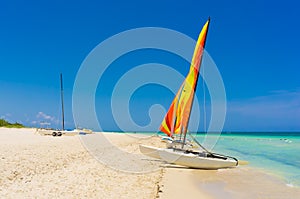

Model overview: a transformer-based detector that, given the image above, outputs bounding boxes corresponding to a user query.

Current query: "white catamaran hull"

[139,144,237,169]
[36,128,93,136]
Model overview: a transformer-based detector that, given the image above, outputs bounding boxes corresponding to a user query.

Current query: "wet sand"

[158,166,300,199]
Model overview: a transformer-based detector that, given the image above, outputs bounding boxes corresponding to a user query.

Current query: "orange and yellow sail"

[159,18,210,137]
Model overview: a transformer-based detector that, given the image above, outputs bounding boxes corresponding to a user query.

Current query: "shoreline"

[1,128,300,198]
[158,166,300,199]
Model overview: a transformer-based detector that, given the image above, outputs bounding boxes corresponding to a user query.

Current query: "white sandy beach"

[0,128,299,198]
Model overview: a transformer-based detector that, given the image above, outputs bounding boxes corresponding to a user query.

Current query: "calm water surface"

[195,133,300,187]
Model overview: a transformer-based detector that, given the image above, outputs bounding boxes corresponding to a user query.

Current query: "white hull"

[139,145,238,169]
[139,144,162,159]
[36,128,93,136]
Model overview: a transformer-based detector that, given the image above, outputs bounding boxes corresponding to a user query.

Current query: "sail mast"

[181,18,210,147]
[60,73,65,131]
[159,18,210,141]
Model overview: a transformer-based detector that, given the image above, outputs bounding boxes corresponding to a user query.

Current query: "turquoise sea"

[194,132,300,187]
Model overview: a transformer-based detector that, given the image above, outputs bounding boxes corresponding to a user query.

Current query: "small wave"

[286,175,300,188]
[286,183,294,188]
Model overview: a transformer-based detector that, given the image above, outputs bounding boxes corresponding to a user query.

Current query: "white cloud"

[0,113,13,123]
[31,121,38,124]
[226,89,300,131]
[5,113,12,117]
[35,112,59,125]
[36,112,55,121]
[1,113,12,119]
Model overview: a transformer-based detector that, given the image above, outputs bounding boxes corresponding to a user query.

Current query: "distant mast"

[60,73,65,131]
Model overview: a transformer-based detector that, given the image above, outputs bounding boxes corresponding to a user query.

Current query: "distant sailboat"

[37,73,92,136]
[140,18,238,169]
[51,73,65,136]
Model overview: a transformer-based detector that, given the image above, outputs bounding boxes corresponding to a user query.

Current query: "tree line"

[0,119,25,128]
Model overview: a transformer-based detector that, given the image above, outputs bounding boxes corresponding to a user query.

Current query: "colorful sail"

[159,18,210,137]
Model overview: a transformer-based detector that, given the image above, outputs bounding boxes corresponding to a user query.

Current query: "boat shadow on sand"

[140,158,237,170]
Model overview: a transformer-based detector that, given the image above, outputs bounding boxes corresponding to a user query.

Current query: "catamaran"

[37,74,92,136]
[140,18,239,169]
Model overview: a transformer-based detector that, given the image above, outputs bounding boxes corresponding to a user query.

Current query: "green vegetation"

[0,119,25,128]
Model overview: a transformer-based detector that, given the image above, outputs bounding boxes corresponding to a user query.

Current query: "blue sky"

[0,0,299,132]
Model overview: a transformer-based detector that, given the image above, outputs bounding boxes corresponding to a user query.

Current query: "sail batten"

[159,18,210,138]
